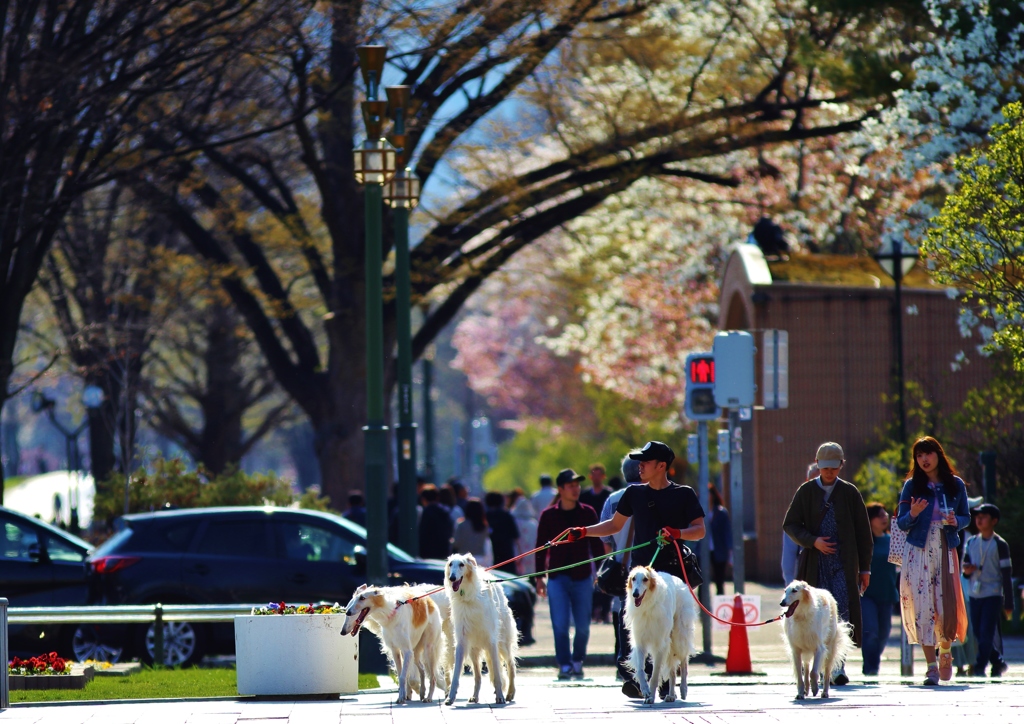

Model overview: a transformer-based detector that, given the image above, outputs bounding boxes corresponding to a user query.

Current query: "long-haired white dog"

[341,584,445,704]
[624,566,698,705]
[443,553,518,706]
[780,580,854,700]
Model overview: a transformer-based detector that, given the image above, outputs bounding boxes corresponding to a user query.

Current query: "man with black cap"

[962,503,1014,676]
[535,468,605,680]
[569,441,706,698]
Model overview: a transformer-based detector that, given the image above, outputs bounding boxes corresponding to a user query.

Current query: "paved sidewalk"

[523,579,1024,678]
[5,579,1023,723]
[4,674,1024,724]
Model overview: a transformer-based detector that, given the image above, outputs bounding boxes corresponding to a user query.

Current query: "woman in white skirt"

[895,436,970,686]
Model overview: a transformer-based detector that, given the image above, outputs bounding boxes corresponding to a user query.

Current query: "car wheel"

[70,625,124,663]
[140,621,204,666]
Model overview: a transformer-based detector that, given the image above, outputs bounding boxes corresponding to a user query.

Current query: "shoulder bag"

[595,515,634,596]
[888,511,908,565]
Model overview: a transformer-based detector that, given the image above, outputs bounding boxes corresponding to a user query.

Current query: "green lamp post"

[354,45,397,585]
[384,84,421,557]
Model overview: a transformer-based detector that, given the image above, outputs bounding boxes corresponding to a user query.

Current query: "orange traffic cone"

[725,594,752,674]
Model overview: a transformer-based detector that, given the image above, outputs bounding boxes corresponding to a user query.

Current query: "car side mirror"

[352,545,367,575]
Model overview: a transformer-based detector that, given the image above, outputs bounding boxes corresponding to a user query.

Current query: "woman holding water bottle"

[896,436,971,686]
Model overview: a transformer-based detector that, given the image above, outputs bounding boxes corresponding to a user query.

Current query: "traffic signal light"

[684,353,721,420]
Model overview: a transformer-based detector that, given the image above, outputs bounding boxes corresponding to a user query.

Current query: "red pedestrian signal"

[684,352,720,421]
[689,357,715,385]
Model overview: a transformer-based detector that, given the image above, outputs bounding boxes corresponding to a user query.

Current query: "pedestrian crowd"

[342,434,1015,692]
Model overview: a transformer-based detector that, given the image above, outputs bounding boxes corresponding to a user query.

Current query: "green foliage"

[481,410,708,495]
[924,101,1024,369]
[853,444,904,512]
[92,456,332,526]
[854,380,939,512]
[482,423,609,495]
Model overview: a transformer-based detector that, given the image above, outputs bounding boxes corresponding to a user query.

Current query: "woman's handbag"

[595,516,635,596]
[888,521,907,565]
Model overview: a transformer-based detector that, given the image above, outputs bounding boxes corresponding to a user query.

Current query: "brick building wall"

[717,245,991,582]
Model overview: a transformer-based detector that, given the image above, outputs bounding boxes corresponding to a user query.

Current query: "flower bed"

[236,602,357,696]
[8,653,94,690]
[9,652,70,676]
[251,601,344,615]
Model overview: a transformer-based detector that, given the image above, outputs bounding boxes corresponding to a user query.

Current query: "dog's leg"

[469,650,483,704]
[811,645,824,698]
[663,661,677,703]
[679,660,688,701]
[821,641,835,699]
[648,651,666,706]
[397,647,413,705]
[444,640,465,706]
[503,640,516,703]
[792,650,805,700]
[488,641,506,704]
[631,647,652,704]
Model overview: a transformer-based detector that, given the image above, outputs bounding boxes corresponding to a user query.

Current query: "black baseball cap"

[555,468,586,486]
[971,503,1000,520]
[628,441,675,465]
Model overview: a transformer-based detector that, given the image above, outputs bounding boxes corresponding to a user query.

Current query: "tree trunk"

[197,307,246,474]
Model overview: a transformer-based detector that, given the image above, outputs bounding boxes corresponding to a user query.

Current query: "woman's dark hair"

[708,484,725,509]
[463,498,488,532]
[420,484,439,504]
[484,491,505,509]
[908,436,957,496]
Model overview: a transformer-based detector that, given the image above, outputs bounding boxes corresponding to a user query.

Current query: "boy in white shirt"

[962,503,1014,676]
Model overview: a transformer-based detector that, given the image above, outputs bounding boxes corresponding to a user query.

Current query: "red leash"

[669,536,794,627]
[390,528,577,608]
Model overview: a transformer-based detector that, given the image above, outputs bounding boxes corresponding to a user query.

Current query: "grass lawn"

[11,667,380,703]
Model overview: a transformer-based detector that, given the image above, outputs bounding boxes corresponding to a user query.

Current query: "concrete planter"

[234,615,358,696]
[9,664,95,690]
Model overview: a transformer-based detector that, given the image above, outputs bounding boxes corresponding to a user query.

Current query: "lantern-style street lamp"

[874,237,918,678]
[354,45,397,586]
[384,85,421,557]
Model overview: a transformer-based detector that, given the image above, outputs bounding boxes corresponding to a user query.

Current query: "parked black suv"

[86,506,535,665]
[0,505,106,659]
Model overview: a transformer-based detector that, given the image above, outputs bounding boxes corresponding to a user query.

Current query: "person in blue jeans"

[535,468,604,680]
[861,503,899,675]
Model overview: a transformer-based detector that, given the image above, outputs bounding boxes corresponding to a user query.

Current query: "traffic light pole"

[696,420,714,661]
[729,409,745,595]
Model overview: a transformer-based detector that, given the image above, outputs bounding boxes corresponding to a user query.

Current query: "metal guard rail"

[1,599,274,711]
[7,603,263,624]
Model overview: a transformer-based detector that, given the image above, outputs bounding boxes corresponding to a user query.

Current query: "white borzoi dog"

[443,553,518,706]
[624,566,698,705]
[341,584,446,704]
[780,580,854,700]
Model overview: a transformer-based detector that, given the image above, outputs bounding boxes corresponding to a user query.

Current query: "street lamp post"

[354,45,397,586]
[874,238,918,677]
[31,386,103,533]
[421,344,436,484]
[384,84,422,557]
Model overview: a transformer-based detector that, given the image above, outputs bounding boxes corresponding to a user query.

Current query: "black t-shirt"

[616,482,705,569]
[580,487,611,513]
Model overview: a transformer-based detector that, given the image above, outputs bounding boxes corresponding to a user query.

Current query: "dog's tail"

[828,619,855,676]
